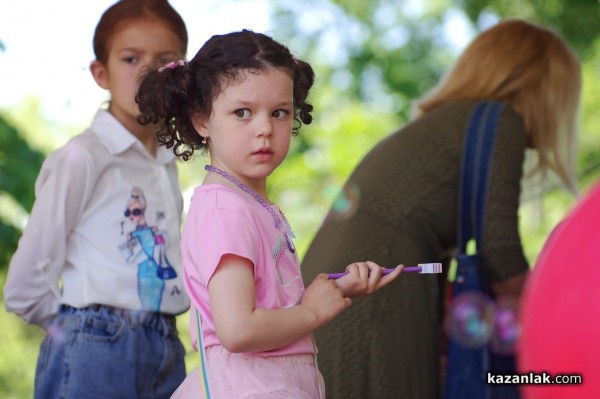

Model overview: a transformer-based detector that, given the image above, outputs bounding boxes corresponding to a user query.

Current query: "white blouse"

[4,110,190,328]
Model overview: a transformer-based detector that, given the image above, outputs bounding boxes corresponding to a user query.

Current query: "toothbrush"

[327,262,442,279]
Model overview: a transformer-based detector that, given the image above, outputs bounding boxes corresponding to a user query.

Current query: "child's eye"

[272,109,290,119]
[234,109,251,119]
[123,56,137,64]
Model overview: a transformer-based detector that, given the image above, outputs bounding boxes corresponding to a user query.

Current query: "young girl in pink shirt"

[136,29,403,398]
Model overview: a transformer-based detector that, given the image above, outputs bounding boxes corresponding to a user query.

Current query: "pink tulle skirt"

[171,345,325,398]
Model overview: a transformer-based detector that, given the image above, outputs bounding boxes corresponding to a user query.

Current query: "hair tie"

[158,59,187,72]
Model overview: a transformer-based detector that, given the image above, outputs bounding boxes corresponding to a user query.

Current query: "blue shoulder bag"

[443,101,520,399]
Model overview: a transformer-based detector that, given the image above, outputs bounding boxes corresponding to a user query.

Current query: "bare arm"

[209,254,351,353]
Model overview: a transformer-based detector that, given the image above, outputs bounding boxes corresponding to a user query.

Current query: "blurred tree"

[272,0,600,118]
[459,0,600,59]
[270,0,456,121]
[0,117,43,211]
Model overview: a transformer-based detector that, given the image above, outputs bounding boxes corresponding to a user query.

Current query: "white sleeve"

[3,143,94,328]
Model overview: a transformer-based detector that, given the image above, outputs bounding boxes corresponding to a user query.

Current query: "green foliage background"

[2,0,599,397]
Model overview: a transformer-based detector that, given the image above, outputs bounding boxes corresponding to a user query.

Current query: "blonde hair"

[415,19,581,193]
[127,187,147,209]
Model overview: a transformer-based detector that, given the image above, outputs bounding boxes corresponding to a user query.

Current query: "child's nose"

[256,115,273,137]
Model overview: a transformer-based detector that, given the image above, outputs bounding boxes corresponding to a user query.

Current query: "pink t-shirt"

[181,184,314,356]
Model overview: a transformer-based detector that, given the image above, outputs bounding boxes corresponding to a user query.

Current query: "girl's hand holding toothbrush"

[335,261,403,298]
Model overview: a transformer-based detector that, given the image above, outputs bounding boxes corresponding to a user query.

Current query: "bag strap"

[195,308,212,398]
[457,101,505,254]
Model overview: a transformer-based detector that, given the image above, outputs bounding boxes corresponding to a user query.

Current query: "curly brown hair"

[136,29,315,161]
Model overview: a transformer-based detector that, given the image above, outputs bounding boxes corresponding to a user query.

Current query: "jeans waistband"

[59,304,177,334]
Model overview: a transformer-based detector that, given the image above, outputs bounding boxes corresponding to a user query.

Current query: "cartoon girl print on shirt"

[118,187,176,311]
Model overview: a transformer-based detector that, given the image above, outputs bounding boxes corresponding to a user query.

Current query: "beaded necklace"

[205,165,296,253]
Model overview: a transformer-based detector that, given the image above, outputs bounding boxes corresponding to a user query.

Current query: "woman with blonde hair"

[417,18,580,193]
[301,19,581,399]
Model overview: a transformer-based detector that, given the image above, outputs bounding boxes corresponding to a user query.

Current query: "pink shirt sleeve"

[197,205,258,285]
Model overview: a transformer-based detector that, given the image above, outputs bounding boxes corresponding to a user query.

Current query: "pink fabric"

[518,182,600,398]
[180,184,313,355]
[171,346,325,398]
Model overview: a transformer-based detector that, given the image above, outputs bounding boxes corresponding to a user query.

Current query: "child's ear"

[191,114,208,138]
[90,60,109,90]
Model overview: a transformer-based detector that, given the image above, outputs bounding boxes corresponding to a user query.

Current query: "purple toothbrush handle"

[327,266,421,279]
[327,272,350,279]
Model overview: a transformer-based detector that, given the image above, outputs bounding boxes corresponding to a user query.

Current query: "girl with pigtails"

[136,30,403,398]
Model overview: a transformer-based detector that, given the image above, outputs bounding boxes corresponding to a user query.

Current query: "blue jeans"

[34,305,186,399]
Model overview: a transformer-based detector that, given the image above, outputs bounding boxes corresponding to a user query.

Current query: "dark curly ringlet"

[135,29,315,161]
[136,64,198,160]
